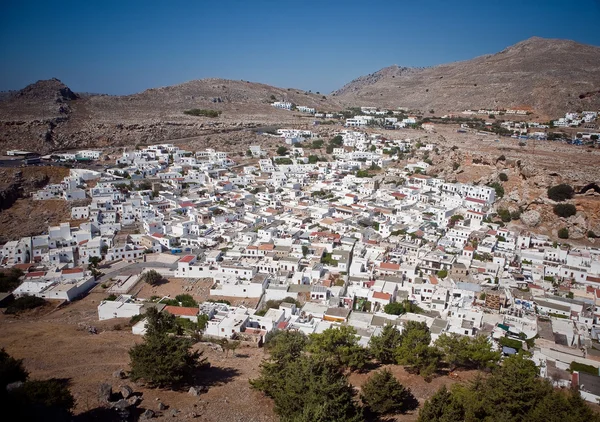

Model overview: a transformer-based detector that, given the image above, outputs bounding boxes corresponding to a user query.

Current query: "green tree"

[548,184,574,202]
[369,324,402,364]
[307,325,368,372]
[499,172,508,182]
[141,269,164,286]
[331,135,343,146]
[417,385,465,422]
[437,269,448,278]
[360,369,418,415]
[255,356,363,422]
[0,348,28,392]
[558,227,569,239]
[174,294,198,307]
[0,349,74,421]
[488,182,505,198]
[435,334,500,371]
[276,146,288,156]
[129,307,206,387]
[395,321,440,378]
[553,203,577,218]
[383,301,405,315]
[302,245,309,257]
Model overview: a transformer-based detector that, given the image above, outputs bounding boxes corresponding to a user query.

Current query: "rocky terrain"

[0,78,341,154]
[332,37,600,118]
[415,125,600,242]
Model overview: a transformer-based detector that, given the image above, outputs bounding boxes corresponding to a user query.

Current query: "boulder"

[127,396,142,407]
[157,402,167,411]
[141,409,155,420]
[113,369,126,379]
[188,386,199,396]
[112,399,131,410]
[98,383,112,403]
[120,385,134,399]
[521,210,541,227]
[6,381,24,392]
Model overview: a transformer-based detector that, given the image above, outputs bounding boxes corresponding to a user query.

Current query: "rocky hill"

[0,78,341,154]
[331,37,600,118]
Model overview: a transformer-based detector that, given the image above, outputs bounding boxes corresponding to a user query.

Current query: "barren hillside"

[332,37,600,118]
[0,78,341,154]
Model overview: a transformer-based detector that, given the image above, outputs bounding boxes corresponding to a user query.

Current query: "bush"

[499,336,523,350]
[588,231,598,238]
[553,203,576,218]
[548,184,574,202]
[5,296,46,314]
[499,172,508,182]
[183,109,221,118]
[497,209,511,222]
[175,294,198,308]
[510,210,521,220]
[558,228,569,239]
[384,302,405,315]
[488,182,504,198]
[361,369,418,415]
[276,146,288,156]
[569,361,599,375]
[0,268,24,293]
[141,269,164,286]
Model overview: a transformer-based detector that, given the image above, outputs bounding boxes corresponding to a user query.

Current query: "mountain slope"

[331,37,600,117]
[0,78,341,153]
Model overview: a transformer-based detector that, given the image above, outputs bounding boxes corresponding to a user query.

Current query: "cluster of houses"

[4,132,600,401]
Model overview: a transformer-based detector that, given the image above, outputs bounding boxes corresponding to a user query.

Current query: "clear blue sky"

[1,0,599,95]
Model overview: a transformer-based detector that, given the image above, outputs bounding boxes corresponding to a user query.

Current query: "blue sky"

[1,0,599,95]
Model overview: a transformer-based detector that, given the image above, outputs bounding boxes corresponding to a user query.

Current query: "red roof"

[62,267,84,274]
[12,263,34,271]
[380,262,400,271]
[179,255,195,263]
[152,233,164,238]
[464,246,475,251]
[25,271,45,278]
[277,321,289,330]
[465,197,487,204]
[372,291,391,300]
[164,306,198,317]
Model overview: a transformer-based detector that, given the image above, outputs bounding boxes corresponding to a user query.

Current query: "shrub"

[548,184,574,202]
[183,109,221,118]
[0,268,24,293]
[488,182,504,198]
[588,231,598,238]
[5,296,46,314]
[499,173,508,182]
[569,361,598,375]
[141,269,164,286]
[553,203,576,218]
[384,302,405,315]
[497,155,506,161]
[510,210,521,220]
[498,209,511,222]
[499,336,523,350]
[558,228,569,239]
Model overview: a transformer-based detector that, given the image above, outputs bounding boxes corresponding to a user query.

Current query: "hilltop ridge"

[331,37,600,117]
